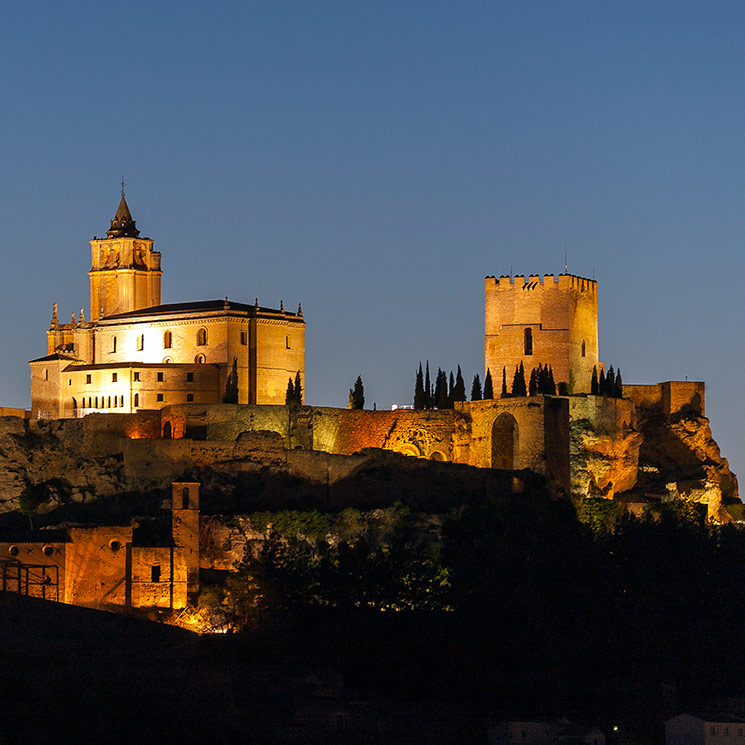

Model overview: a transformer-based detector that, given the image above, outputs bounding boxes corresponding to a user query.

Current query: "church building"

[30,194,305,419]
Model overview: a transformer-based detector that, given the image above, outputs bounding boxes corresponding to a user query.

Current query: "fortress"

[0,193,737,613]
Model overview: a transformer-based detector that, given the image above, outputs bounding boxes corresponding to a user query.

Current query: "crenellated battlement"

[484,273,597,294]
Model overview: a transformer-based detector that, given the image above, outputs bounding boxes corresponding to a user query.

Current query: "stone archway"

[491,413,518,470]
[163,421,172,440]
[395,444,420,458]
[63,397,78,418]
[429,450,446,462]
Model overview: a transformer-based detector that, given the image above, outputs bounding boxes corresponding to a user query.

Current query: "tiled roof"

[102,299,303,321]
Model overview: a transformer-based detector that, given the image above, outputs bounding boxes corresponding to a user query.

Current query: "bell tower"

[89,191,162,320]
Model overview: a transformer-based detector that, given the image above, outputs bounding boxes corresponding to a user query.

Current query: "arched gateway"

[491,413,518,470]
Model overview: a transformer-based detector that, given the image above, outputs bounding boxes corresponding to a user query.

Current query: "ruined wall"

[625,381,705,417]
[130,546,187,609]
[65,526,132,607]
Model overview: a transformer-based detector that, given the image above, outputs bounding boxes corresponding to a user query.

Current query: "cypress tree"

[546,365,556,395]
[285,377,295,406]
[591,366,599,395]
[448,371,455,408]
[425,361,432,409]
[512,363,527,397]
[528,367,538,396]
[606,366,615,397]
[615,368,623,398]
[471,374,482,401]
[435,368,448,409]
[414,363,426,409]
[294,371,302,405]
[453,365,466,403]
[352,376,365,409]
[483,368,494,399]
[599,368,606,397]
[501,366,508,397]
[223,357,239,403]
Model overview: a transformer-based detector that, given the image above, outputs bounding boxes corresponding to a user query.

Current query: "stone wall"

[625,381,705,417]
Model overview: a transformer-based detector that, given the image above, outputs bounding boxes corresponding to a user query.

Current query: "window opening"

[163,331,172,349]
[151,565,161,582]
[524,328,533,356]
[134,393,139,407]
[196,328,207,346]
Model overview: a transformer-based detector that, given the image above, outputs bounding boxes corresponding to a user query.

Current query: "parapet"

[625,381,705,418]
[485,273,597,294]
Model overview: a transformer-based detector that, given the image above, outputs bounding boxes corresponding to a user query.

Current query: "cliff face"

[568,397,738,520]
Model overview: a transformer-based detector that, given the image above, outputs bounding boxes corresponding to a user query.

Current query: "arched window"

[181,487,190,509]
[194,354,205,364]
[134,393,139,407]
[581,340,586,357]
[44,369,48,381]
[163,357,173,364]
[111,336,117,353]
[120,395,124,407]
[163,330,172,349]
[196,328,207,346]
[524,328,533,355]
[107,396,111,408]
[94,396,98,408]
[136,334,144,351]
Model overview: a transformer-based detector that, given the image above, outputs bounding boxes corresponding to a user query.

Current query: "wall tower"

[484,273,599,394]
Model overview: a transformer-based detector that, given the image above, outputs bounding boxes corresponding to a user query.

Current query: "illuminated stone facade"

[0,482,200,610]
[485,274,599,393]
[30,195,305,418]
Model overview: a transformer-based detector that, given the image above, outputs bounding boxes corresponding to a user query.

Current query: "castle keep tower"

[88,194,161,321]
[484,273,598,393]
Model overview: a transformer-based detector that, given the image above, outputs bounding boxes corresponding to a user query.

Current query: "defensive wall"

[624,381,705,417]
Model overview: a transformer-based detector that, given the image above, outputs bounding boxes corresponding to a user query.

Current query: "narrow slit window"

[163,330,172,349]
[524,328,533,356]
[581,340,586,357]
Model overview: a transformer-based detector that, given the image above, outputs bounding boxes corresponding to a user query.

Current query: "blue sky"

[1,1,744,483]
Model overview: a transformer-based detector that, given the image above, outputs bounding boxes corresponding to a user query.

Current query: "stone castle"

[0,193,737,613]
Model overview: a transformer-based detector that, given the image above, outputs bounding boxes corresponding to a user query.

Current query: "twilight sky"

[1,1,744,484]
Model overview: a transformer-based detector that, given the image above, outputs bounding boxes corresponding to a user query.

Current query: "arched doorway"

[491,413,518,469]
[395,444,420,458]
[429,450,446,462]
[63,397,78,418]
[163,421,172,439]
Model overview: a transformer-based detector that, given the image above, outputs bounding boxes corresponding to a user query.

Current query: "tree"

[347,389,354,409]
[546,365,556,395]
[294,371,303,405]
[471,374,482,401]
[511,362,527,397]
[615,368,623,398]
[528,366,539,396]
[352,376,365,409]
[606,366,615,397]
[435,368,449,409]
[414,363,426,409]
[425,361,432,409]
[591,366,599,395]
[285,377,295,406]
[453,365,466,403]
[483,368,494,399]
[448,371,455,407]
[501,366,508,397]
[222,357,238,403]
[598,368,606,397]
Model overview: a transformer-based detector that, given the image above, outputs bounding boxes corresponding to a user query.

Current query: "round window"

[8,546,19,557]
[109,540,121,552]
[42,545,54,557]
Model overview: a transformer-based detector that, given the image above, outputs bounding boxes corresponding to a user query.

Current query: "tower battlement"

[485,273,597,295]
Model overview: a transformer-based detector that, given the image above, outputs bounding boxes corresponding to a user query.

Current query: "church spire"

[106,186,140,238]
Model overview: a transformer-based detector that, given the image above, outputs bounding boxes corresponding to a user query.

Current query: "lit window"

[112,373,117,382]
[157,372,164,382]
[134,372,140,381]
[196,328,207,346]
[524,328,533,355]
[157,393,164,402]
[163,330,172,349]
